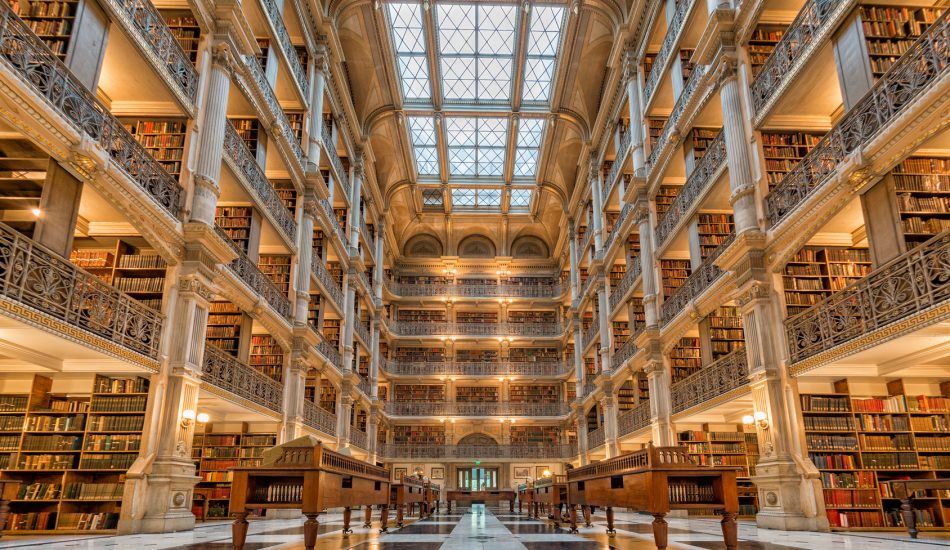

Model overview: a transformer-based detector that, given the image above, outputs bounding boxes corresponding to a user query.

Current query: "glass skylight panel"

[388,3,431,101]
[451,187,501,209]
[513,118,545,177]
[452,188,477,207]
[446,117,507,177]
[509,188,533,208]
[522,5,564,103]
[436,4,516,103]
[422,188,443,208]
[408,116,439,176]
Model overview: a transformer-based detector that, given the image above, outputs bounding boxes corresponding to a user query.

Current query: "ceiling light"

[30,208,41,217]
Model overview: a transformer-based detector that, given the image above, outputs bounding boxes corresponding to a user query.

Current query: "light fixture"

[30,208,41,217]
[542,469,552,478]
[440,417,445,423]
[450,377,457,382]
[497,337,504,343]
[440,336,447,341]
[196,412,210,424]
[498,377,505,382]
[439,376,446,381]
[499,418,506,423]
[450,418,456,423]
[180,409,208,428]
[743,411,769,429]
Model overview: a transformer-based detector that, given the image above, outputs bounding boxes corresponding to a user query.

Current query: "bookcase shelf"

[215,206,253,254]
[122,118,187,181]
[392,347,445,362]
[394,385,445,402]
[322,319,341,347]
[307,292,320,329]
[688,127,718,164]
[191,429,277,519]
[859,6,939,81]
[782,246,871,316]
[510,385,559,404]
[761,131,825,191]
[507,310,556,324]
[272,180,297,212]
[70,240,168,311]
[457,311,497,324]
[508,347,558,363]
[456,386,498,403]
[676,424,760,517]
[660,259,691,299]
[231,118,261,158]
[648,117,665,150]
[697,213,734,259]
[455,349,498,363]
[655,185,680,219]
[249,334,283,382]
[670,337,702,384]
[205,301,243,356]
[257,255,291,294]
[160,9,200,65]
[393,425,445,445]
[397,309,447,323]
[611,321,630,351]
[707,306,744,361]
[891,157,950,248]
[748,24,786,77]
[9,0,78,59]
[679,48,694,81]
[510,426,560,445]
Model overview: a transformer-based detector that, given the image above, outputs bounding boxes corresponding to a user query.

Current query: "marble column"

[601,388,619,458]
[294,196,317,323]
[636,200,660,327]
[347,155,364,252]
[373,220,385,302]
[190,43,233,226]
[337,386,353,449]
[589,158,605,252]
[306,43,328,171]
[645,354,674,446]
[282,354,309,442]
[568,220,580,300]
[624,49,646,172]
[369,319,380,399]
[596,283,611,374]
[717,59,759,234]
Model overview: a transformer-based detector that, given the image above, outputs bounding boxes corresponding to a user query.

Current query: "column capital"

[178,276,215,302]
[314,40,330,75]
[210,42,237,74]
[714,54,740,88]
[622,46,638,83]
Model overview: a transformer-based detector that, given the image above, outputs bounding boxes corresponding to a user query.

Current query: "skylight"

[452,187,502,209]
[408,116,439,176]
[387,3,430,101]
[510,188,533,208]
[514,118,544,177]
[523,6,565,103]
[445,117,507,177]
[436,4,517,103]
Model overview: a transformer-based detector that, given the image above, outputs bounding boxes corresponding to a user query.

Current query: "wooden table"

[388,475,427,529]
[0,480,19,539]
[446,489,516,512]
[533,475,568,526]
[516,481,533,516]
[884,479,950,538]
[425,482,441,515]
[566,443,739,550]
[228,437,390,550]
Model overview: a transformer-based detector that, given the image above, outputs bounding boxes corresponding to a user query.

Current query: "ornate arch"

[403,234,443,257]
[458,433,498,445]
[511,235,550,258]
[457,234,496,258]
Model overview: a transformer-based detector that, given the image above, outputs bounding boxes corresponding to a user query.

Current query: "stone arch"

[457,433,498,445]
[403,233,443,257]
[457,234,496,258]
[511,235,550,258]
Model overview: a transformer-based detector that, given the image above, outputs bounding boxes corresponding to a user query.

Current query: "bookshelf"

[392,347,445,362]
[205,301,244,355]
[627,232,641,259]
[670,337,702,384]
[69,240,168,311]
[248,334,283,382]
[508,347,559,363]
[584,357,597,377]
[586,405,601,432]
[286,111,304,147]
[611,321,630,351]
[393,425,444,445]
[655,185,680,218]
[687,127,718,164]
[660,259,691,299]
[505,276,559,287]
[676,425,760,517]
[317,380,337,413]
[782,246,871,316]
[307,292,320,329]
[295,45,308,73]
[255,38,269,70]
[801,379,950,530]
[394,385,445,402]
[456,311,497,324]
[455,349,498,363]
[747,24,785,77]
[230,118,261,158]
[648,118,665,150]
[507,310,556,324]
[322,319,341,347]
[397,309,447,322]
[191,429,277,519]
[272,180,297,212]
[706,306,745,361]
[858,6,940,81]
[891,157,950,248]
[456,386,499,403]
[215,206,253,254]
[643,53,655,78]
[509,385,559,404]
[9,0,78,59]
[678,48,694,81]
[697,213,735,259]
[122,118,187,181]
[2,374,148,533]
[394,274,451,285]
[257,255,291,294]
[761,131,824,191]
[510,426,560,445]
[160,10,200,65]
[608,264,625,288]
[313,230,325,260]
[629,296,646,332]
[617,378,646,411]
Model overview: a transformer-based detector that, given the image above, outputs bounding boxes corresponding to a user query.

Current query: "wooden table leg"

[342,507,353,534]
[510,498,514,512]
[720,511,738,550]
[447,499,452,513]
[363,505,373,528]
[652,513,668,550]
[582,505,592,527]
[303,513,319,550]
[396,503,404,527]
[900,497,918,539]
[568,504,578,534]
[231,511,249,550]
[606,506,616,534]
[379,505,390,533]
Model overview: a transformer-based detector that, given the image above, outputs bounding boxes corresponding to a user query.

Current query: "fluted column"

[307,43,329,169]
[572,317,584,399]
[348,155,364,251]
[589,158,605,252]
[596,283,611,374]
[190,43,234,226]
[294,197,317,323]
[624,48,646,172]
[645,356,673,446]
[576,418,589,466]
[602,390,619,458]
[369,319,380,399]
[282,354,309,442]
[636,200,659,327]
[337,386,352,449]
[717,60,759,234]
[373,220,385,302]
[367,406,379,462]
[568,220,579,300]
[341,270,356,372]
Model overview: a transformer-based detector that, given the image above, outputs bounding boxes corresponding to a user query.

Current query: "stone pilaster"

[635,199,660,327]
[373,219,385,302]
[589,156,605,251]
[294,196,318,323]
[337,383,353,449]
[281,349,310,443]
[601,388,619,458]
[644,344,674,446]
[568,219,579,300]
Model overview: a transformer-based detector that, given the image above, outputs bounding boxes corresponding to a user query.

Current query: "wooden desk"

[425,482,441,515]
[533,475,568,526]
[885,479,950,538]
[567,444,739,550]
[228,437,390,550]
[388,475,427,529]
[446,489,516,512]
[516,481,533,516]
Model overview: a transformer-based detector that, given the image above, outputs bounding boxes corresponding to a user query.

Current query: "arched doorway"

[456,433,499,489]
[457,433,497,445]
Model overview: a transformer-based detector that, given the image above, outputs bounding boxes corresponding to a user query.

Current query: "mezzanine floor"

[0,506,947,550]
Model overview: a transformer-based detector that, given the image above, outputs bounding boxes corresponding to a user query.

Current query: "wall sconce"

[542,469,552,478]
[181,409,209,429]
[30,208,41,217]
[743,411,769,430]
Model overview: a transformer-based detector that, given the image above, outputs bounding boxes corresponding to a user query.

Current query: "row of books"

[823,488,879,508]
[88,415,144,432]
[859,434,914,451]
[114,277,164,293]
[806,434,858,451]
[21,434,82,451]
[902,217,950,234]
[85,434,141,451]
[91,396,146,413]
[62,482,124,500]
[80,454,137,469]
[25,414,85,432]
[252,483,305,503]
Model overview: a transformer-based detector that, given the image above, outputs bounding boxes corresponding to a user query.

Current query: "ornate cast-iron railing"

[379,443,576,460]
[314,331,343,369]
[611,334,639,370]
[587,426,606,449]
[381,359,570,377]
[243,54,304,163]
[660,234,735,325]
[603,130,631,202]
[787,230,950,364]
[356,376,372,398]
[580,271,598,302]
[766,9,949,225]
[354,318,370,346]
[322,119,350,196]
[223,121,297,243]
[671,348,749,414]
[581,317,600,350]
[0,4,185,218]
[583,380,597,398]
[609,258,642,312]
[214,225,293,320]
[202,345,283,413]
[578,225,594,254]
[388,321,564,338]
[319,199,348,245]
[303,399,337,435]
[0,221,163,359]
[750,0,851,116]
[643,0,693,106]
[357,270,373,296]
[647,63,708,172]
[387,280,566,299]
[107,0,198,102]
[311,256,344,308]
[604,203,634,252]
[384,401,571,417]
[618,400,650,436]
[257,0,310,98]
[654,130,726,249]
[349,427,368,450]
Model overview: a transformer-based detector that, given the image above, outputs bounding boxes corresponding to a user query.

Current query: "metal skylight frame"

[522,5,566,104]
[386,2,431,102]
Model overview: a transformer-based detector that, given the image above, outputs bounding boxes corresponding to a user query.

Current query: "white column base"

[118,458,199,534]
[753,460,830,532]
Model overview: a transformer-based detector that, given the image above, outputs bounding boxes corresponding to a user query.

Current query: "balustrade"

[671,348,748,413]
[787,230,950,364]
[604,203,634,252]
[609,259,642,312]
[387,321,563,338]
[647,64,708,171]
[349,427,368,449]
[617,400,650,436]
[202,345,283,413]
[660,234,734,325]
[581,317,600,350]
[643,0,694,106]
[319,199,348,245]
[384,401,570,417]
[610,336,639,370]
[587,426,606,449]
[354,319,370,346]
[303,399,337,435]
[243,54,305,163]
[214,226,293,320]
[257,0,310,98]
[602,130,631,201]
[381,359,569,377]
[378,443,576,460]
[314,332,343,368]
[322,119,350,196]
[765,10,949,225]
[311,255,344,309]
[386,280,565,299]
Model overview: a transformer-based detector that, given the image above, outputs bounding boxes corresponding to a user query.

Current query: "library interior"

[0,0,944,548]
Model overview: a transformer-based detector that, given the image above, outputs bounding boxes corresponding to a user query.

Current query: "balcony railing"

[244,54,304,164]
[0,221,163,360]
[578,226,594,253]
[223,121,297,244]
[384,402,570,417]
[311,257,344,309]
[671,348,748,414]
[357,376,373,398]
[387,321,564,338]
[350,427,368,449]
[581,317,600,350]
[322,120,350,196]
[750,0,852,117]
[319,199,348,245]
[583,379,597,398]
[357,270,373,296]
[303,399,337,435]
[610,335,639,370]
[0,4,185,218]
[660,234,734,325]
[379,443,576,460]
[258,0,310,99]
[381,359,570,377]
[604,203,634,252]
[214,226,293,320]
[106,0,198,103]
[765,10,949,226]
[602,131,631,202]
[787,230,950,365]
[647,64,707,172]
[618,400,650,436]
[580,272,598,301]
[386,280,565,299]
[354,319,370,346]
[654,130,726,249]
[314,331,343,368]
[202,345,283,413]
[643,0,694,106]
[587,426,606,449]
[609,259,642,312]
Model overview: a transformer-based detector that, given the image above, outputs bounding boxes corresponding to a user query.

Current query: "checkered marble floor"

[0,505,947,550]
